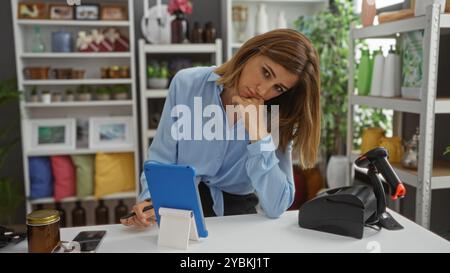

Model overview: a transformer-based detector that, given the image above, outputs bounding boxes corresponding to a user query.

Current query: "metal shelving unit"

[224,0,327,60]
[138,39,223,164]
[347,4,450,229]
[11,0,140,212]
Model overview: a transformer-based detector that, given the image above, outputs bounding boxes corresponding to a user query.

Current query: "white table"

[3,210,450,253]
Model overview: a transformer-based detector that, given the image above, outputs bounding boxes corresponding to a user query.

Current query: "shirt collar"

[207,70,220,82]
[207,70,224,94]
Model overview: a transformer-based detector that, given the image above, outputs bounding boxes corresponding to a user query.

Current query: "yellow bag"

[94,153,135,198]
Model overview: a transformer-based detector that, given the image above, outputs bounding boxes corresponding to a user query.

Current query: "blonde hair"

[215,29,321,169]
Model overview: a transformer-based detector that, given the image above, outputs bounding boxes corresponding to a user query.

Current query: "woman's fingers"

[120,201,156,228]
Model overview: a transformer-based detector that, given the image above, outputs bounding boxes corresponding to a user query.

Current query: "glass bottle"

[71,201,86,227]
[171,11,189,44]
[191,21,203,43]
[31,26,45,53]
[54,202,66,228]
[203,22,216,43]
[95,199,109,225]
[114,199,128,224]
[402,127,419,169]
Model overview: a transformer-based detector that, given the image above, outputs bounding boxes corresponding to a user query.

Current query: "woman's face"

[237,54,299,101]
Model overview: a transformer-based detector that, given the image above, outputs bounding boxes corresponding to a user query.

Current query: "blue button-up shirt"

[139,66,294,218]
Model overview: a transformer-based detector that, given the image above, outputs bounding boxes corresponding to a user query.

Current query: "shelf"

[20,52,131,58]
[26,147,135,157]
[145,89,168,98]
[147,129,157,138]
[350,95,423,114]
[232,0,326,3]
[435,98,450,113]
[29,191,137,205]
[351,152,450,190]
[352,14,450,40]
[351,16,427,39]
[143,43,218,53]
[25,100,133,107]
[22,79,133,85]
[231,43,243,48]
[17,19,130,27]
[351,95,450,114]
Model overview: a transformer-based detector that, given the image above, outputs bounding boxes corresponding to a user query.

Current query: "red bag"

[51,156,76,201]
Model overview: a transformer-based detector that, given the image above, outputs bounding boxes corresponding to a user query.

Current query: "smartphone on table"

[72,230,106,253]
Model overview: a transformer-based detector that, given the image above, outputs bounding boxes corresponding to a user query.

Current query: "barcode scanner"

[298,147,406,239]
[355,147,406,230]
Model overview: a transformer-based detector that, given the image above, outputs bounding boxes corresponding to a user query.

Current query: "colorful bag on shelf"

[71,155,95,198]
[29,157,53,199]
[94,152,135,198]
[50,156,76,201]
[104,28,129,52]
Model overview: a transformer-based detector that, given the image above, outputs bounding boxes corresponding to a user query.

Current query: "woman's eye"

[274,85,284,93]
[262,67,271,79]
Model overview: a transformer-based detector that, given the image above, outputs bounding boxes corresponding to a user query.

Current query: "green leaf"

[444,146,450,156]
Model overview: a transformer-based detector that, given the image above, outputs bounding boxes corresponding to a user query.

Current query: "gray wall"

[0,0,26,226]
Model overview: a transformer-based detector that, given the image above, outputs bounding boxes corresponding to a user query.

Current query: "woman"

[121,29,321,228]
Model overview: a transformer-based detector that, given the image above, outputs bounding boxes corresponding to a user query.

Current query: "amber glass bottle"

[72,201,86,227]
[114,199,128,223]
[54,202,66,227]
[95,199,109,225]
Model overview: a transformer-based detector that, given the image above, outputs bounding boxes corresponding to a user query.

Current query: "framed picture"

[27,118,76,151]
[100,4,128,20]
[75,4,99,20]
[49,4,74,20]
[18,3,48,19]
[89,116,134,149]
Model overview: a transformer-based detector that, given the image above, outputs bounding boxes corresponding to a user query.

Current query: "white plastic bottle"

[381,45,401,97]
[277,11,287,29]
[255,4,269,35]
[370,47,385,97]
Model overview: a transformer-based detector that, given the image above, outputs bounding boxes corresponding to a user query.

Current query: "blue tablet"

[143,162,208,238]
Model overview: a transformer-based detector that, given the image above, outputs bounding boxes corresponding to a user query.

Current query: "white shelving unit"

[347,4,450,229]
[11,0,140,213]
[224,0,327,60]
[138,39,223,163]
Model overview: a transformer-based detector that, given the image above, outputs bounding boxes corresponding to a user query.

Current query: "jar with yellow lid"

[108,66,121,78]
[27,210,61,253]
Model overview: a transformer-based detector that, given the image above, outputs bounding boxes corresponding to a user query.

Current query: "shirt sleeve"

[138,75,180,202]
[245,134,295,218]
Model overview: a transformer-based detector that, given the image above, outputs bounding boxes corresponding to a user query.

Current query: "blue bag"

[29,157,53,199]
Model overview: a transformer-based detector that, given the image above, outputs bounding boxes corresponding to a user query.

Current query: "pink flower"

[168,0,193,15]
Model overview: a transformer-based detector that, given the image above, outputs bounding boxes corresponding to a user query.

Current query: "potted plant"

[76,85,92,101]
[41,90,51,104]
[51,91,62,102]
[65,89,75,101]
[29,86,39,102]
[444,146,450,156]
[95,86,111,101]
[0,79,23,226]
[148,62,169,89]
[111,85,129,100]
[295,0,391,175]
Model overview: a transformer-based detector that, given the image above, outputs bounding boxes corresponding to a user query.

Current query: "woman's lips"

[242,87,255,98]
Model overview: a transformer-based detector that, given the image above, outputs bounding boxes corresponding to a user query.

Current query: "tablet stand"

[157,207,199,250]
